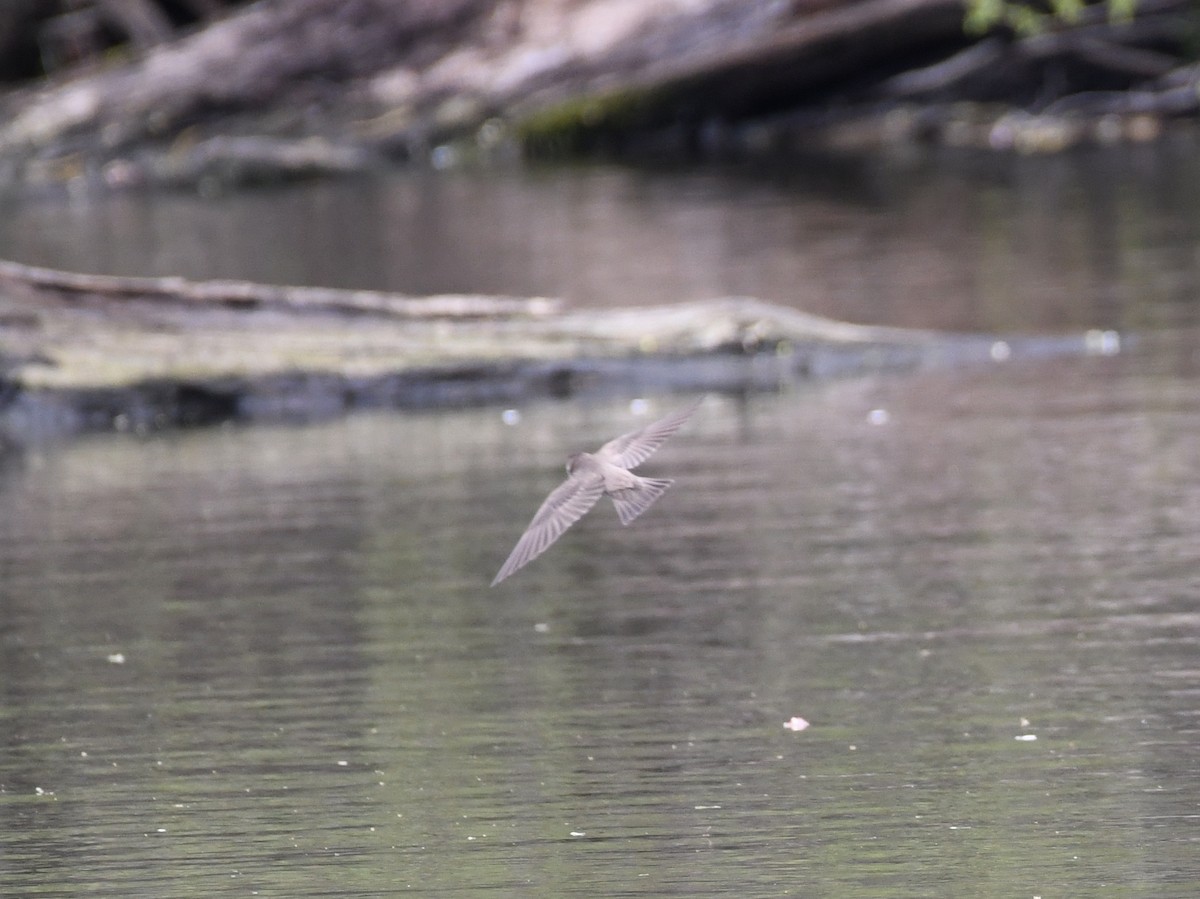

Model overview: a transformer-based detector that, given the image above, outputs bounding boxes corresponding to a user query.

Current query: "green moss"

[515,86,668,156]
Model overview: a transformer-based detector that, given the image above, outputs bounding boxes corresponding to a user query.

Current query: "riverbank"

[0,0,1197,194]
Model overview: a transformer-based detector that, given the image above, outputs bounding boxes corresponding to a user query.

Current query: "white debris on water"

[867,408,890,425]
[783,716,810,732]
[430,145,458,169]
[501,409,521,425]
[106,652,126,664]
[1085,329,1120,355]
[1015,734,1037,741]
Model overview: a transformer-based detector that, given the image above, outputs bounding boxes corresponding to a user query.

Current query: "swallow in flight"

[491,399,701,585]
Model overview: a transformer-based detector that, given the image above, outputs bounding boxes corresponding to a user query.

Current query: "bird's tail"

[609,477,673,526]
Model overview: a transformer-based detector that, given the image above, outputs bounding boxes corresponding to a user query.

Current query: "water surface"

[4,138,1200,334]
[2,344,1197,895]
[2,143,1199,895]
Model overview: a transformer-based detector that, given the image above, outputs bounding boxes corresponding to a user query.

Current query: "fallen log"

[0,257,560,320]
[0,258,1124,443]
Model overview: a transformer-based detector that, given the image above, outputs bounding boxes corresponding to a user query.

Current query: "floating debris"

[106,652,126,664]
[1015,734,1037,741]
[1085,329,1121,355]
[783,716,810,732]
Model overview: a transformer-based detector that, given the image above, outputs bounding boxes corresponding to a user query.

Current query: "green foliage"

[964,0,1136,36]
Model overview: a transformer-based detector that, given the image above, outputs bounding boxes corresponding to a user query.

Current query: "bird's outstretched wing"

[596,399,701,470]
[491,472,606,586]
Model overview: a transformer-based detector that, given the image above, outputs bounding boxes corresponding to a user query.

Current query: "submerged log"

[0,259,1122,443]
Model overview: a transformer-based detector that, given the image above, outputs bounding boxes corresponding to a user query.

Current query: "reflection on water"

[2,340,1198,895]
[3,140,1200,334]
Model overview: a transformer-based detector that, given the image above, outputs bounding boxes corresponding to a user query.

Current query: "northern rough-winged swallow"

[491,399,701,586]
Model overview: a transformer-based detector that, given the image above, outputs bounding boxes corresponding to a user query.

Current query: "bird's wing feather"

[596,399,701,469]
[609,477,673,526]
[491,472,605,586]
